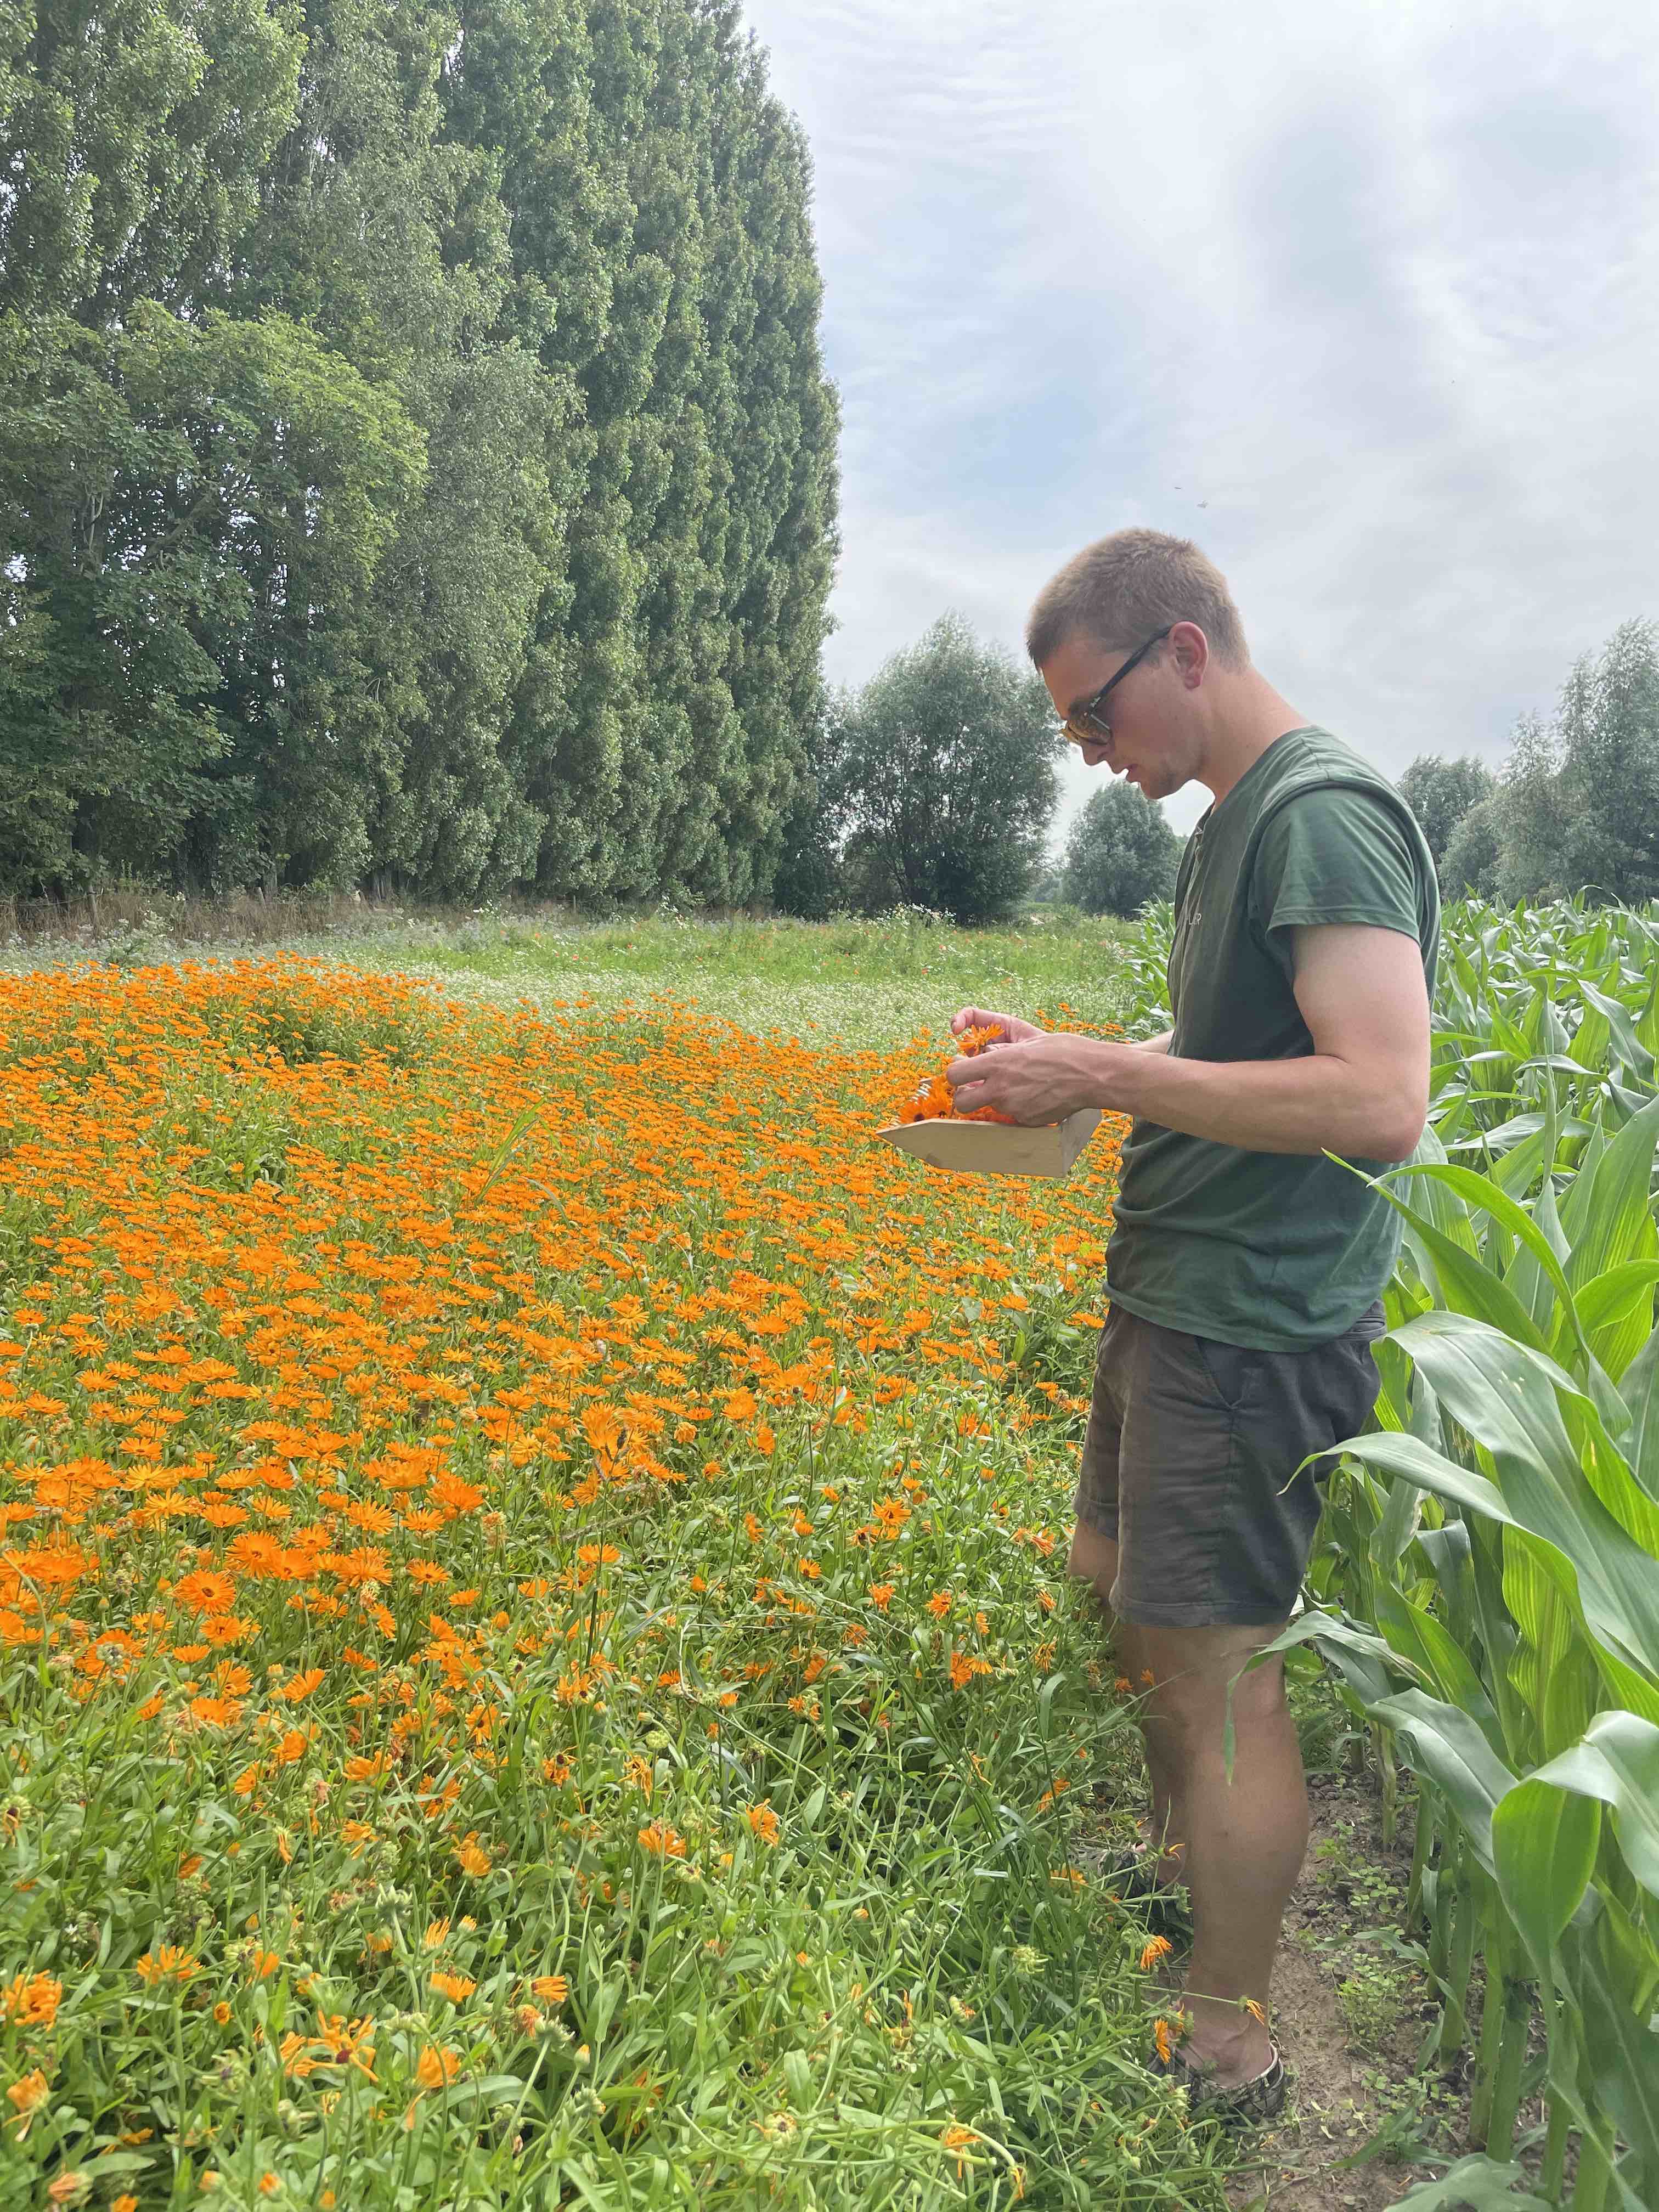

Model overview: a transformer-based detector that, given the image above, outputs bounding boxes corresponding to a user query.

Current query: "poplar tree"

[0,0,838,903]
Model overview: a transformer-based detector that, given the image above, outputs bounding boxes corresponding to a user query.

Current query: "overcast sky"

[740,0,1659,842]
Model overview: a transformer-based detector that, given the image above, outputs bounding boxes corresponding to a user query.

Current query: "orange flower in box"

[897,1023,1023,1127]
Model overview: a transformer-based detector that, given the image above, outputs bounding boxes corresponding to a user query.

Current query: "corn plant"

[1124,898,1659,2210]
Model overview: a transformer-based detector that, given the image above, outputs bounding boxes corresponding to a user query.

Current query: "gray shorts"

[1073,1299,1386,1628]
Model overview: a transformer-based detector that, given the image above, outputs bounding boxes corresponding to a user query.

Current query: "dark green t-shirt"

[1105,726,1440,1350]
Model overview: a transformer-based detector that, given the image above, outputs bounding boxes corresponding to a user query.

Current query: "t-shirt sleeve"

[1250,788,1426,981]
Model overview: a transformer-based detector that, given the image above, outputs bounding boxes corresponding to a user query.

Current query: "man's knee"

[1136,1624,1290,1734]
[1066,1519,1117,1597]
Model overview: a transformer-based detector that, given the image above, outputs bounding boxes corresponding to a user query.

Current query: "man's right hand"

[950,1007,1043,1046]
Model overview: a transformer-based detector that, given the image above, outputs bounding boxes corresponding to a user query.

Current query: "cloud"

[742,0,1659,842]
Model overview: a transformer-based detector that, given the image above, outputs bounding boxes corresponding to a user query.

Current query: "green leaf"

[1397,1124,1482,1251]
[1401,1201,1554,1351]
[1637,962,1659,1060]
[1373,1461,1425,1567]
[1570,987,1612,1074]
[1562,1094,1659,1288]
[1487,1121,1558,1201]
[1373,1579,1501,1748]
[1581,978,1656,1090]
[1530,1710,1659,1898]
[1378,2153,1549,2211]
[1384,1157,1585,1356]
[1368,1687,1519,1874]
[1503,1540,1596,1760]
[1389,1312,1659,1690]
[1504,1149,1573,1344]
[1323,1429,1516,1530]
[1573,1260,1659,1342]
[1615,1324,1659,1502]
[1491,1776,1600,1968]
[1249,1607,1419,1701]
[783,2050,815,2108]
[1577,1915,1659,2186]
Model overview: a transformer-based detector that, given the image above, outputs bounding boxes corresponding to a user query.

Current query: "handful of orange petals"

[897,1022,1026,1128]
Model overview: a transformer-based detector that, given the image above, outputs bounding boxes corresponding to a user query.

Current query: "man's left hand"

[944,1032,1111,1124]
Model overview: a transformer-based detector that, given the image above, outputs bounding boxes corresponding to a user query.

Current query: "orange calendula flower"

[638,1820,687,1858]
[4,2067,50,2138]
[1139,1935,1173,1971]
[134,1946,198,1985]
[0,1972,61,2028]
[173,1569,237,1616]
[419,2046,461,2089]
[453,1834,491,1877]
[940,2120,980,2177]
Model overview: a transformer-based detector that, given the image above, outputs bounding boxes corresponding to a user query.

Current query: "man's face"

[1039,629,1195,802]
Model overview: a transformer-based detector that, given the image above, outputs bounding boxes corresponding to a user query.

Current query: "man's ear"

[1170,620,1209,687]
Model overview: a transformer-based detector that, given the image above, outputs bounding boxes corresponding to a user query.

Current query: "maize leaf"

[1491,1774,1600,1967]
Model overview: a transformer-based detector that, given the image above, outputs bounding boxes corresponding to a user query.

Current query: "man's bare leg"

[1133,1620,1306,2085]
[1065,1524,1187,1884]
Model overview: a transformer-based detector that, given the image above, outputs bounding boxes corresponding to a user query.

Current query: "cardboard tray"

[873,1106,1102,1180]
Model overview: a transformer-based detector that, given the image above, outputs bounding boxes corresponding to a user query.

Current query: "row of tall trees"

[0,0,838,904]
[1400,620,1659,908]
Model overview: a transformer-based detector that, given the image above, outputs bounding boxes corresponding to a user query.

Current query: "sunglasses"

[1060,625,1175,746]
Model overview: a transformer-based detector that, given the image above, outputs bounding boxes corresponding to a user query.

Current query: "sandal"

[1150,2041,1288,2127]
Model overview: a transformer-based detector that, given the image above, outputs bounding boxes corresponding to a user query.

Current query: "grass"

[0,898,1139,1051]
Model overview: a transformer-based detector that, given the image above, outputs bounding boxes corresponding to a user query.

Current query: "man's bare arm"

[1094,926,1428,1158]
[949,927,1429,1159]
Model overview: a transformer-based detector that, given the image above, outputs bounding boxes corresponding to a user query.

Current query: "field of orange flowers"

[0,958,1239,2210]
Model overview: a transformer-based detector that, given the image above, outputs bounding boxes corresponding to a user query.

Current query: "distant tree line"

[786,610,1659,931]
[1399,619,1659,908]
[1,0,838,907]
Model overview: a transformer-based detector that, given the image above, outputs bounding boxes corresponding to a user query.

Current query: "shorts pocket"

[1189,1331,1253,1414]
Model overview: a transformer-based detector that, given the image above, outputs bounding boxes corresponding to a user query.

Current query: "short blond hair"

[1025,527,1249,671]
